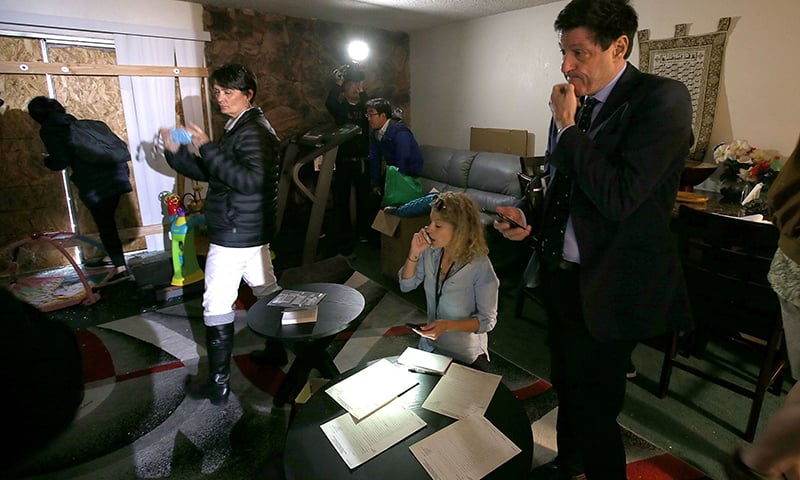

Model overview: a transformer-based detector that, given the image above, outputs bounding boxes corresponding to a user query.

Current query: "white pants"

[202,243,280,327]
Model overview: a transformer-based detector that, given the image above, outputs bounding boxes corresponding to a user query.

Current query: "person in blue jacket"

[365,97,424,198]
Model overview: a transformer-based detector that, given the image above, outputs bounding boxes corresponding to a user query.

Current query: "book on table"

[281,306,318,325]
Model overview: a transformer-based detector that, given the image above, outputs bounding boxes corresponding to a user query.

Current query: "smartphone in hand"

[484,210,526,229]
[405,323,425,335]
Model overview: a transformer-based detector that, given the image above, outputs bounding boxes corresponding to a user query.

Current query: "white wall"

[6,0,798,160]
[0,0,205,39]
[410,0,800,162]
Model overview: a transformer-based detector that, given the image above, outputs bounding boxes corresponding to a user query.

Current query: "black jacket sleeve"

[165,146,210,182]
[40,123,72,171]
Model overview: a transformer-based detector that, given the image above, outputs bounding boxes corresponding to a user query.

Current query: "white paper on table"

[421,363,502,419]
[321,398,427,469]
[325,358,419,420]
[397,347,452,374]
[409,413,521,480]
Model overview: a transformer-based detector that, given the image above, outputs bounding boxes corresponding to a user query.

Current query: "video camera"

[332,63,351,81]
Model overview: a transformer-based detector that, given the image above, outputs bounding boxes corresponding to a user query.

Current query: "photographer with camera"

[325,63,373,252]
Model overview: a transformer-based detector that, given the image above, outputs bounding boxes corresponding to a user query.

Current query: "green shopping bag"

[381,165,423,207]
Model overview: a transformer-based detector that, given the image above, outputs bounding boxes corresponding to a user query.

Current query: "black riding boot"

[186,323,234,405]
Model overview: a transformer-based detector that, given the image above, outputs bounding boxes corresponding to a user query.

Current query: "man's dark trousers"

[332,157,372,251]
[542,265,636,479]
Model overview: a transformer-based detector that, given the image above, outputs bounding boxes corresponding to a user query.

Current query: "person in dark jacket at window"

[28,96,133,282]
[160,63,285,405]
[365,97,424,197]
[325,65,372,252]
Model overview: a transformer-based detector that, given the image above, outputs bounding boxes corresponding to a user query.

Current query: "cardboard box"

[372,211,430,279]
[469,127,535,157]
[371,209,402,237]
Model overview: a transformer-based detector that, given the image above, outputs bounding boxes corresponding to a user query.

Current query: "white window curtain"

[114,34,206,251]
[174,39,209,201]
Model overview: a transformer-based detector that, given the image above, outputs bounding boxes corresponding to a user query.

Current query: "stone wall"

[202,6,411,140]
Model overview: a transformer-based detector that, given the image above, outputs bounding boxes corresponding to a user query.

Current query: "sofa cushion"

[465,152,524,212]
[418,145,475,194]
[376,145,528,280]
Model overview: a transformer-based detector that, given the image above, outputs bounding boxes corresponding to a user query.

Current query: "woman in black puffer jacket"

[28,96,132,280]
[161,63,284,405]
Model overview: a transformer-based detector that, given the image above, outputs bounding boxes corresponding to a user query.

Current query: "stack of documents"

[321,359,424,468]
[321,398,427,469]
[421,362,502,419]
[319,353,521,477]
[267,289,326,308]
[409,413,521,480]
[268,289,325,325]
[325,358,419,420]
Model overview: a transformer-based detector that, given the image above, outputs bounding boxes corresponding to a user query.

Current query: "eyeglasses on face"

[364,112,379,118]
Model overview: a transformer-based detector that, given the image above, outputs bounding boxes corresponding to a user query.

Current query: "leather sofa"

[417,145,524,223]
[376,144,526,279]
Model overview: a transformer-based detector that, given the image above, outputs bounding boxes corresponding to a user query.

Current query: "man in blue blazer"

[496,0,694,478]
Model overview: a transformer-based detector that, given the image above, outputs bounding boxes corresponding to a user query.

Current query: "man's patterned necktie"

[540,97,599,269]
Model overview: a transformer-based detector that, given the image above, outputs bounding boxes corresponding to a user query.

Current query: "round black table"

[247,283,365,406]
[284,357,534,479]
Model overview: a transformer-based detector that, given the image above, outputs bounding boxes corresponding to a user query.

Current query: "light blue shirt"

[398,247,499,364]
[558,65,627,263]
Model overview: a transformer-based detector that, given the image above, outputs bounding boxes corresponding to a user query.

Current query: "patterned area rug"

[2,271,707,480]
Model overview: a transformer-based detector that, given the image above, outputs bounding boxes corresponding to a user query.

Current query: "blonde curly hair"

[431,191,489,264]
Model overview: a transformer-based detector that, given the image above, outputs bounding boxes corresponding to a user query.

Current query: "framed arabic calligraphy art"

[638,18,731,162]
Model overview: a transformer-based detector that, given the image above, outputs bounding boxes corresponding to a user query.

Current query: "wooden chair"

[659,205,787,441]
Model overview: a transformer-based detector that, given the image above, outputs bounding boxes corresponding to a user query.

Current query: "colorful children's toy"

[162,192,205,287]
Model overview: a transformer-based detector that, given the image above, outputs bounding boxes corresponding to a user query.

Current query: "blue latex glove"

[170,128,192,145]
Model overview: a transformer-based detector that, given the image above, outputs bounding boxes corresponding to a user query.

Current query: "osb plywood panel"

[0,36,41,62]
[1,39,145,272]
[203,6,410,140]
[48,46,130,145]
[48,44,145,255]
[0,36,72,270]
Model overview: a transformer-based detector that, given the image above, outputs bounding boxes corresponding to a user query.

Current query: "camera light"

[348,40,369,62]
